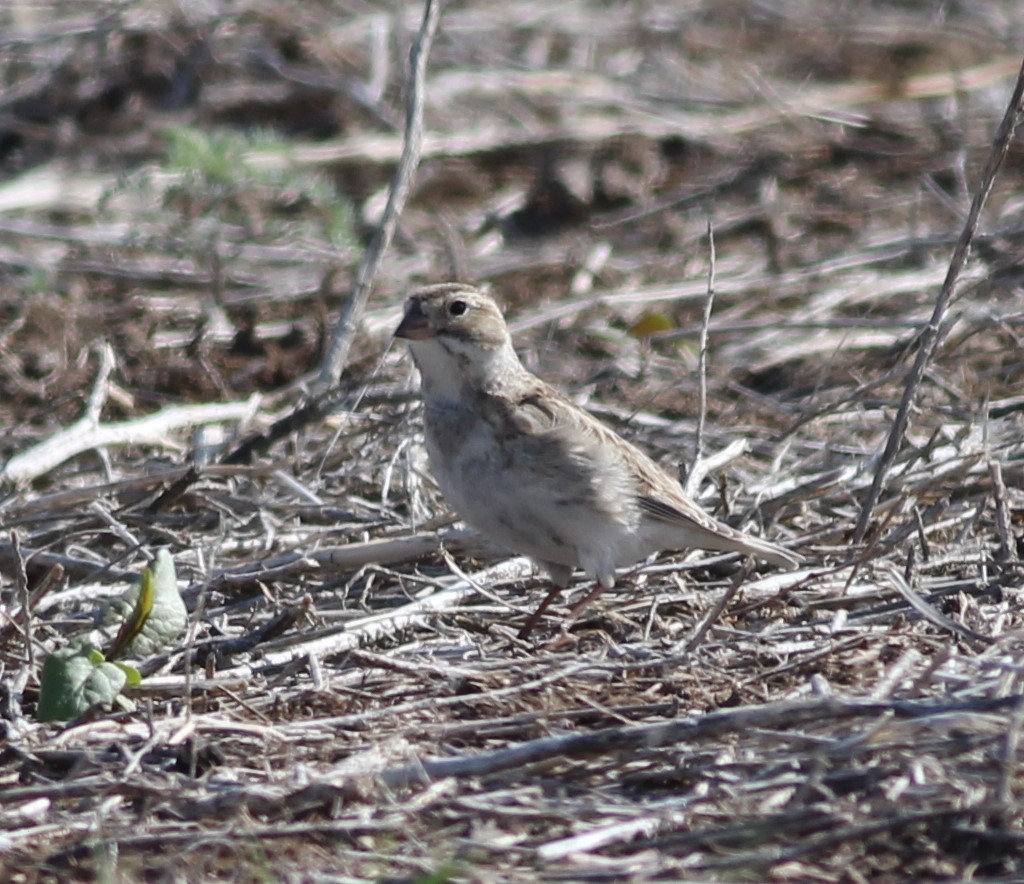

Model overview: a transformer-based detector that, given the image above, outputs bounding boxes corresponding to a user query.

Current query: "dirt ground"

[2,1,1024,880]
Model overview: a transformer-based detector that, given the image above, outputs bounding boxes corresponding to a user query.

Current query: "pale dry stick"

[194,528,502,593]
[3,342,117,481]
[988,460,1016,562]
[671,442,753,518]
[881,562,992,648]
[685,221,716,499]
[2,396,261,485]
[680,439,748,500]
[87,501,146,556]
[538,816,662,862]
[374,694,1022,790]
[85,341,115,424]
[209,557,536,674]
[437,547,535,617]
[854,56,1024,544]
[269,469,323,506]
[1,463,278,520]
[0,559,63,646]
[10,531,33,669]
[870,648,923,701]
[997,702,1024,807]
[281,652,597,736]
[317,0,443,389]
[506,257,963,338]
[222,0,442,467]
[367,14,391,104]
[674,566,747,656]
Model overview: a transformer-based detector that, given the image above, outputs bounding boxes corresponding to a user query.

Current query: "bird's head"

[395,283,521,394]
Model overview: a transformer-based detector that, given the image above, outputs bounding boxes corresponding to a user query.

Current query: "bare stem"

[853,55,1024,544]
[317,0,443,389]
[686,221,716,497]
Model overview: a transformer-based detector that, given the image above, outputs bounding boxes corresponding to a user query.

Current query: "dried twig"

[854,56,1024,543]
[317,0,443,388]
[376,694,1023,790]
[685,221,716,498]
[10,531,33,669]
[988,459,1016,562]
[675,564,747,655]
[194,528,505,593]
[882,562,993,647]
[217,0,442,467]
[2,394,261,485]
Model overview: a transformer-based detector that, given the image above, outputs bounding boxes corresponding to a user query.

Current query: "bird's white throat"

[409,335,524,404]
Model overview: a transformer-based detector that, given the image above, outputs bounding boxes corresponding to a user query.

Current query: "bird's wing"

[637,488,722,533]
[479,380,637,525]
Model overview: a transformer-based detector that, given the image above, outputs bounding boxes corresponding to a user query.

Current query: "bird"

[394,282,801,636]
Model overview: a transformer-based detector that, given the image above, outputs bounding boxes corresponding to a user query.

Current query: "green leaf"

[109,550,188,659]
[113,662,143,687]
[108,565,155,661]
[37,643,128,722]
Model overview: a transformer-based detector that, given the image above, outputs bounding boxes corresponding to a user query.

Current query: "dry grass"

[2,1,1024,880]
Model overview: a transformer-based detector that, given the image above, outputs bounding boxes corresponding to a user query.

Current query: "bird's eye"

[448,299,468,317]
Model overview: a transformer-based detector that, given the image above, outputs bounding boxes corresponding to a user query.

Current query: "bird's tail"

[695,522,802,569]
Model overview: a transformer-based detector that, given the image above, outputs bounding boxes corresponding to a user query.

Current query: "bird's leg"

[566,582,610,622]
[568,567,641,624]
[517,584,564,639]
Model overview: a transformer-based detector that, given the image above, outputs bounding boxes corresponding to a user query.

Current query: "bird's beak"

[394,300,434,340]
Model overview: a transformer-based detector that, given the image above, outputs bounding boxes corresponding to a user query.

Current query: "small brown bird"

[395,283,801,635]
